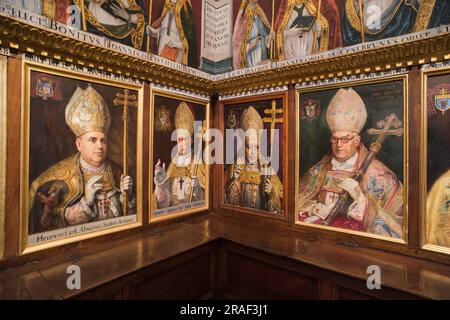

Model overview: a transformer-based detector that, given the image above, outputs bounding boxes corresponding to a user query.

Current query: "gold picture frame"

[295,74,409,244]
[20,61,144,255]
[420,66,450,255]
[149,88,210,223]
[0,55,7,259]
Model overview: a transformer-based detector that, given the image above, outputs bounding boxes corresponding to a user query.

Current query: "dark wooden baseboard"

[1,214,449,300]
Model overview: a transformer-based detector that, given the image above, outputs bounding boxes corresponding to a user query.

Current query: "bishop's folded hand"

[310,203,331,220]
[339,178,363,202]
[264,178,273,194]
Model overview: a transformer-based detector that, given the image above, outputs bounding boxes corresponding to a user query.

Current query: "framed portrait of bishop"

[149,87,210,223]
[20,60,144,254]
[296,74,408,242]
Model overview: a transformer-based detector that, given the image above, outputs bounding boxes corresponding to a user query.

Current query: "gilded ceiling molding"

[295,69,409,90]
[0,14,450,95]
[421,60,450,71]
[150,83,210,102]
[0,14,213,94]
[219,86,288,101]
[23,54,144,86]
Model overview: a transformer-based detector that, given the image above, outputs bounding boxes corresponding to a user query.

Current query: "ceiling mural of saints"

[73,0,150,50]
[275,0,342,60]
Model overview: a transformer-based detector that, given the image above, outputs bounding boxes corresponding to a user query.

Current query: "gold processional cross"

[114,89,138,216]
[262,100,283,175]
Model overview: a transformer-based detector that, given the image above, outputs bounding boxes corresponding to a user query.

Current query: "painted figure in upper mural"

[232,0,274,69]
[275,0,342,60]
[74,0,147,50]
[4,0,43,14]
[148,0,197,67]
[419,0,450,29]
[343,0,421,46]
[427,169,450,247]
[4,0,71,22]
[29,85,135,234]
[297,88,404,238]
[225,106,283,213]
[153,102,206,209]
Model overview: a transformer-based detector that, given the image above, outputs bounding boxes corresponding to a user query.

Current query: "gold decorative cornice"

[213,33,450,94]
[1,15,450,95]
[0,15,213,94]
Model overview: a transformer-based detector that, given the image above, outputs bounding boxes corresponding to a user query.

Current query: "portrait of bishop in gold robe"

[152,102,206,212]
[28,85,135,234]
[427,169,450,247]
[297,88,404,238]
[224,106,283,214]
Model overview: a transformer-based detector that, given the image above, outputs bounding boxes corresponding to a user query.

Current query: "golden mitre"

[240,106,264,146]
[240,106,263,131]
[326,88,367,134]
[175,102,195,136]
[65,84,111,137]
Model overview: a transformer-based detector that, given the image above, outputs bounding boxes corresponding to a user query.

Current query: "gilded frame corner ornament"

[420,65,450,255]
[149,87,211,224]
[295,74,409,244]
[20,60,145,255]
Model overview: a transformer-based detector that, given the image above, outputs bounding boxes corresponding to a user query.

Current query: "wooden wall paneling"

[0,54,6,261]
[408,68,421,249]
[142,83,151,228]
[213,96,224,214]
[221,240,322,300]
[329,272,422,300]
[287,85,296,224]
[74,244,219,300]
[129,242,217,300]
[209,95,219,217]
[5,55,22,259]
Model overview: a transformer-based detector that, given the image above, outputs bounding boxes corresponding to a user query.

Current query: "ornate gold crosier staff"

[147,0,153,53]
[114,89,138,216]
[325,113,403,225]
[262,100,283,190]
[358,0,365,43]
[269,0,276,60]
[189,120,207,203]
[79,0,87,31]
[311,0,322,54]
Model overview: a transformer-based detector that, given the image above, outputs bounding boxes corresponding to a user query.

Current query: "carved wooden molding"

[213,33,450,94]
[0,15,213,94]
[1,15,450,95]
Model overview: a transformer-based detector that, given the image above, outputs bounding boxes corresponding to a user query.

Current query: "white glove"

[264,178,273,194]
[191,176,201,196]
[120,175,133,194]
[154,159,166,185]
[191,176,199,188]
[85,175,103,206]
